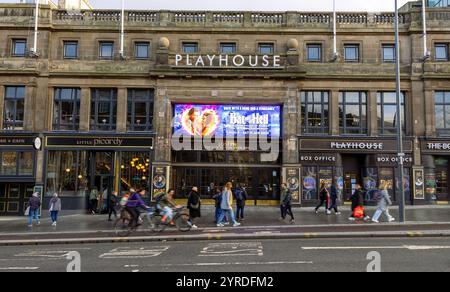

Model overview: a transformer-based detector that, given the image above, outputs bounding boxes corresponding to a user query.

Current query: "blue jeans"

[50,211,59,223]
[28,209,40,226]
[236,205,244,220]
[218,209,237,225]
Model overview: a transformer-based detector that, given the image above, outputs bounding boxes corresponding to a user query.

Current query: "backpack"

[234,189,243,201]
[372,190,383,202]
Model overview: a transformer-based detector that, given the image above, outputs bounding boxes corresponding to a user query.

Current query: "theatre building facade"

[0,1,449,214]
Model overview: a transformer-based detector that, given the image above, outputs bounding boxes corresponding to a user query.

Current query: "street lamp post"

[395,0,406,223]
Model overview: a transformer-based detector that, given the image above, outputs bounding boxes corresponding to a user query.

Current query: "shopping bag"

[353,206,364,219]
[24,206,30,216]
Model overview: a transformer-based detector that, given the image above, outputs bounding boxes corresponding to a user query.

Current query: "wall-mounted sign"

[413,168,425,200]
[174,54,282,69]
[422,141,450,154]
[300,139,413,153]
[151,166,168,200]
[173,104,281,138]
[0,136,35,147]
[376,154,413,166]
[46,136,154,149]
[300,153,338,166]
[285,168,300,204]
[33,137,42,151]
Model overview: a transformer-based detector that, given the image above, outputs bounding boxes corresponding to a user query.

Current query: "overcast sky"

[4,0,413,12]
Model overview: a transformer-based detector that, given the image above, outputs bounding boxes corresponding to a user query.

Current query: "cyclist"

[156,189,181,224]
[125,188,150,228]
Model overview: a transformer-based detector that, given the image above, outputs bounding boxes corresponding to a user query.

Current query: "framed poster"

[413,168,425,200]
[286,168,300,204]
[151,166,169,201]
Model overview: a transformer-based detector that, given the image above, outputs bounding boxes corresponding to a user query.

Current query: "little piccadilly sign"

[174,54,282,68]
[45,136,154,149]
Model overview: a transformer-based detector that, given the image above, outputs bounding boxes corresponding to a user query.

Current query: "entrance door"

[0,184,34,216]
[342,155,365,201]
[88,152,115,213]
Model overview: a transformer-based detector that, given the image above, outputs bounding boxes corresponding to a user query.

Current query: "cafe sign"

[45,136,154,149]
[175,54,282,69]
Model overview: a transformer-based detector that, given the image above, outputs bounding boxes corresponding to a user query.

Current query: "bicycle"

[150,206,192,233]
[113,207,153,237]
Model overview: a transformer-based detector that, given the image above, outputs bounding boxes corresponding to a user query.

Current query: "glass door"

[89,152,114,213]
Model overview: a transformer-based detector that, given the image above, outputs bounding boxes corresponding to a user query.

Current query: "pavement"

[0,206,449,246]
[0,237,449,272]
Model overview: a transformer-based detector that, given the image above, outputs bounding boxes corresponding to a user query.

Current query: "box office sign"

[300,153,338,165]
[376,154,413,166]
[300,139,412,153]
[46,136,154,149]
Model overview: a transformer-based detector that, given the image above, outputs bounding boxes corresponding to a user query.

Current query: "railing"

[298,13,331,24]
[337,13,367,24]
[213,12,244,24]
[173,12,206,23]
[251,13,284,24]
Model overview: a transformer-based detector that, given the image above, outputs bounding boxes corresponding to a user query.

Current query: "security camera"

[422,51,431,61]
[119,51,127,60]
[29,49,39,58]
[331,52,339,62]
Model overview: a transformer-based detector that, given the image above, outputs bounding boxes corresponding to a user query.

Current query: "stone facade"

[0,1,449,213]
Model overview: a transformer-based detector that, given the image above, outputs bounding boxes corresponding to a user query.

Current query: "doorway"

[88,152,115,213]
[342,154,365,200]
[0,183,34,216]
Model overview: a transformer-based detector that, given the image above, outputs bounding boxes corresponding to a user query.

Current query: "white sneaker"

[372,219,379,223]
[224,222,230,225]
[348,217,356,221]
[52,222,57,227]
[191,224,198,229]
[37,221,41,225]
[364,216,371,221]
[233,222,241,227]
[389,217,396,222]
[326,210,331,215]
[28,224,33,228]
[216,223,224,227]
[335,212,342,215]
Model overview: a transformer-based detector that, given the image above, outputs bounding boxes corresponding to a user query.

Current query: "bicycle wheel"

[175,212,192,232]
[150,214,166,232]
[114,217,132,237]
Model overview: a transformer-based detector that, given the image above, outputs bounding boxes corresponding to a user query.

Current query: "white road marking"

[15,250,81,258]
[0,267,39,270]
[301,245,450,250]
[200,242,263,257]
[99,246,169,259]
[144,261,313,267]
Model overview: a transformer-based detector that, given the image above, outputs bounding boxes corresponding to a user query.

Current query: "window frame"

[258,43,275,55]
[53,88,81,131]
[435,43,449,62]
[219,42,237,54]
[300,91,330,134]
[0,151,35,177]
[435,91,450,136]
[339,91,368,135]
[90,89,117,131]
[182,42,199,54]
[127,89,155,132]
[3,86,25,130]
[307,44,322,62]
[12,39,27,57]
[377,91,406,135]
[134,42,150,60]
[99,41,114,60]
[382,44,396,63]
[63,41,78,59]
[344,44,360,62]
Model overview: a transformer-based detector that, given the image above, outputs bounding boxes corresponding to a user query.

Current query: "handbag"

[24,206,30,216]
[353,206,364,219]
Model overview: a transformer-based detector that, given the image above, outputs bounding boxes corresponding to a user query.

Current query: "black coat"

[187,191,201,218]
[351,189,364,208]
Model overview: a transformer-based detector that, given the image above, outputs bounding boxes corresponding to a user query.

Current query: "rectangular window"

[53,88,81,131]
[220,43,237,54]
[18,152,33,176]
[435,43,449,61]
[127,89,154,131]
[3,86,25,130]
[301,91,329,134]
[63,41,78,59]
[182,42,199,54]
[12,39,26,57]
[99,42,114,59]
[307,44,322,62]
[339,91,367,135]
[90,89,117,131]
[259,43,274,55]
[344,44,360,62]
[435,91,450,135]
[377,92,405,135]
[135,42,150,59]
[382,44,396,63]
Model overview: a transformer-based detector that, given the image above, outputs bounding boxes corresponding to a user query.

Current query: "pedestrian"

[372,181,395,223]
[234,184,247,221]
[187,186,201,229]
[89,187,99,215]
[49,193,62,227]
[280,183,295,224]
[315,181,331,215]
[348,184,371,221]
[328,183,341,215]
[212,186,223,224]
[108,191,119,221]
[217,182,241,227]
[27,192,41,227]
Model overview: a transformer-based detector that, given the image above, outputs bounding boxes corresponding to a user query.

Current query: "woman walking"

[108,191,119,221]
[315,182,331,215]
[217,182,241,227]
[49,193,62,226]
[280,183,295,224]
[187,186,201,229]
[372,181,395,223]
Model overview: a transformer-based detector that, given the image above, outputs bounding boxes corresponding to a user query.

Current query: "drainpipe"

[31,0,39,57]
[120,0,125,59]
[422,0,431,60]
